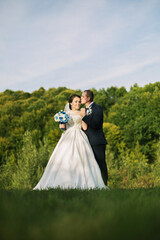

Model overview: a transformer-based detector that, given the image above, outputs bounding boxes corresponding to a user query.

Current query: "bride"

[33,94,109,190]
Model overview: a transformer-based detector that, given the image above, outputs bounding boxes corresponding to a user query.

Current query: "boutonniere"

[86,108,92,115]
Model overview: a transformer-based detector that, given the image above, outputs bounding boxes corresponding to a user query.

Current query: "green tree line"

[0,83,160,189]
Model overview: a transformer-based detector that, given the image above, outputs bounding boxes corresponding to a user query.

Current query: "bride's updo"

[68,94,81,110]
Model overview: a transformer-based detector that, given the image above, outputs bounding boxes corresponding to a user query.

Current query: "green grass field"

[0,188,160,240]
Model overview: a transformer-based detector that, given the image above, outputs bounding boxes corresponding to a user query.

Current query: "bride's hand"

[80,108,85,117]
[59,123,66,130]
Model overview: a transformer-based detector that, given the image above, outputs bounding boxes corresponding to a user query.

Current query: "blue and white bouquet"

[54,110,70,124]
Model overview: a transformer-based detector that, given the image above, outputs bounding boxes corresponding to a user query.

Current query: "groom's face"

[81,91,90,105]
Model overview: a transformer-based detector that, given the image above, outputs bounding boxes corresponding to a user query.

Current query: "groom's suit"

[82,102,108,185]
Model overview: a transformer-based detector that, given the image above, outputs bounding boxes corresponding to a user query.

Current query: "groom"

[81,90,108,186]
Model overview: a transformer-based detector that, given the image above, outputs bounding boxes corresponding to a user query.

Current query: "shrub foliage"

[0,83,160,189]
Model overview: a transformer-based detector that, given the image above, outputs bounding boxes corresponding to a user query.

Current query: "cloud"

[0,0,160,92]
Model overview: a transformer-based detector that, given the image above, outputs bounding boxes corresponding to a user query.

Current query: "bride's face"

[71,97,81,111]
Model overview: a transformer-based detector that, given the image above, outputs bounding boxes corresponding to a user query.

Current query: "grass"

[0,188,160,240]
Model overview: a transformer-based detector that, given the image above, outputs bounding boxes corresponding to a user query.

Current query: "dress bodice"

[66,114,82,129]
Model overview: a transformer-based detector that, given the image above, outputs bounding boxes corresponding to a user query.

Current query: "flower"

[54,110,70,124]
[86,108,92,115]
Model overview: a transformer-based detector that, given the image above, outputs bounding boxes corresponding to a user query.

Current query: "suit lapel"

[90,102,95,109]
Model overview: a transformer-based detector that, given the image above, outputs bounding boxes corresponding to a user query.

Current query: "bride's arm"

[82,121,87,130]
[81,108,87,130]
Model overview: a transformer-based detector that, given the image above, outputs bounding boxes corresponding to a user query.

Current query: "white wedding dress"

[33,113,109,190]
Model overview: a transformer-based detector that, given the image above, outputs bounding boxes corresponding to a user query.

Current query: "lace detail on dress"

[66,113,82,130]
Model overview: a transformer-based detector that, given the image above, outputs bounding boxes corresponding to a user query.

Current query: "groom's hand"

[80,108,85,117]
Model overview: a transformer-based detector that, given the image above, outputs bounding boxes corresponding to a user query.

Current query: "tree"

[108,83,160,162]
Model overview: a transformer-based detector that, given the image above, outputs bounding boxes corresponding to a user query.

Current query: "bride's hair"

[68,94,81,110]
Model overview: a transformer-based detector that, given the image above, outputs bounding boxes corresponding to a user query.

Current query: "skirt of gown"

[33,118,109,190]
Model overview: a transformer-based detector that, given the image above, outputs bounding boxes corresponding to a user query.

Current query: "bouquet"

[54,110,70,130]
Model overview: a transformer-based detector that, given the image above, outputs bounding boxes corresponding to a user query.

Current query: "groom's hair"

[68,94,81,109]
[84,90,94,102]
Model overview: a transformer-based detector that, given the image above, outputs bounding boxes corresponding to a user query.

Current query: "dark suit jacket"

[82,102,107,146]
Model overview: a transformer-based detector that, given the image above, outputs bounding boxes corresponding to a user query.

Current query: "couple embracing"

[34,90,109,190]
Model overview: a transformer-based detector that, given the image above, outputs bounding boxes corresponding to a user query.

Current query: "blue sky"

[0,0,160,92]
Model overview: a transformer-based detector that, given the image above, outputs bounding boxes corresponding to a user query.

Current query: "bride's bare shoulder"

[66,110,72,114]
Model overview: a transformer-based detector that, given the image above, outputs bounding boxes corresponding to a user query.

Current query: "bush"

[107,142,152,189]
[150,140,160,187]
[0,153,17,189]
[11,131,51,189]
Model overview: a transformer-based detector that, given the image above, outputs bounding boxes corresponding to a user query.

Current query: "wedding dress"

[33,112,109,190]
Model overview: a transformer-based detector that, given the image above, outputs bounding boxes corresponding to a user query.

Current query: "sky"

[0,0,160,93]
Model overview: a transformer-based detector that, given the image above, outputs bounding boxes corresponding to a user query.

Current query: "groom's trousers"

[91,144,108,186]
